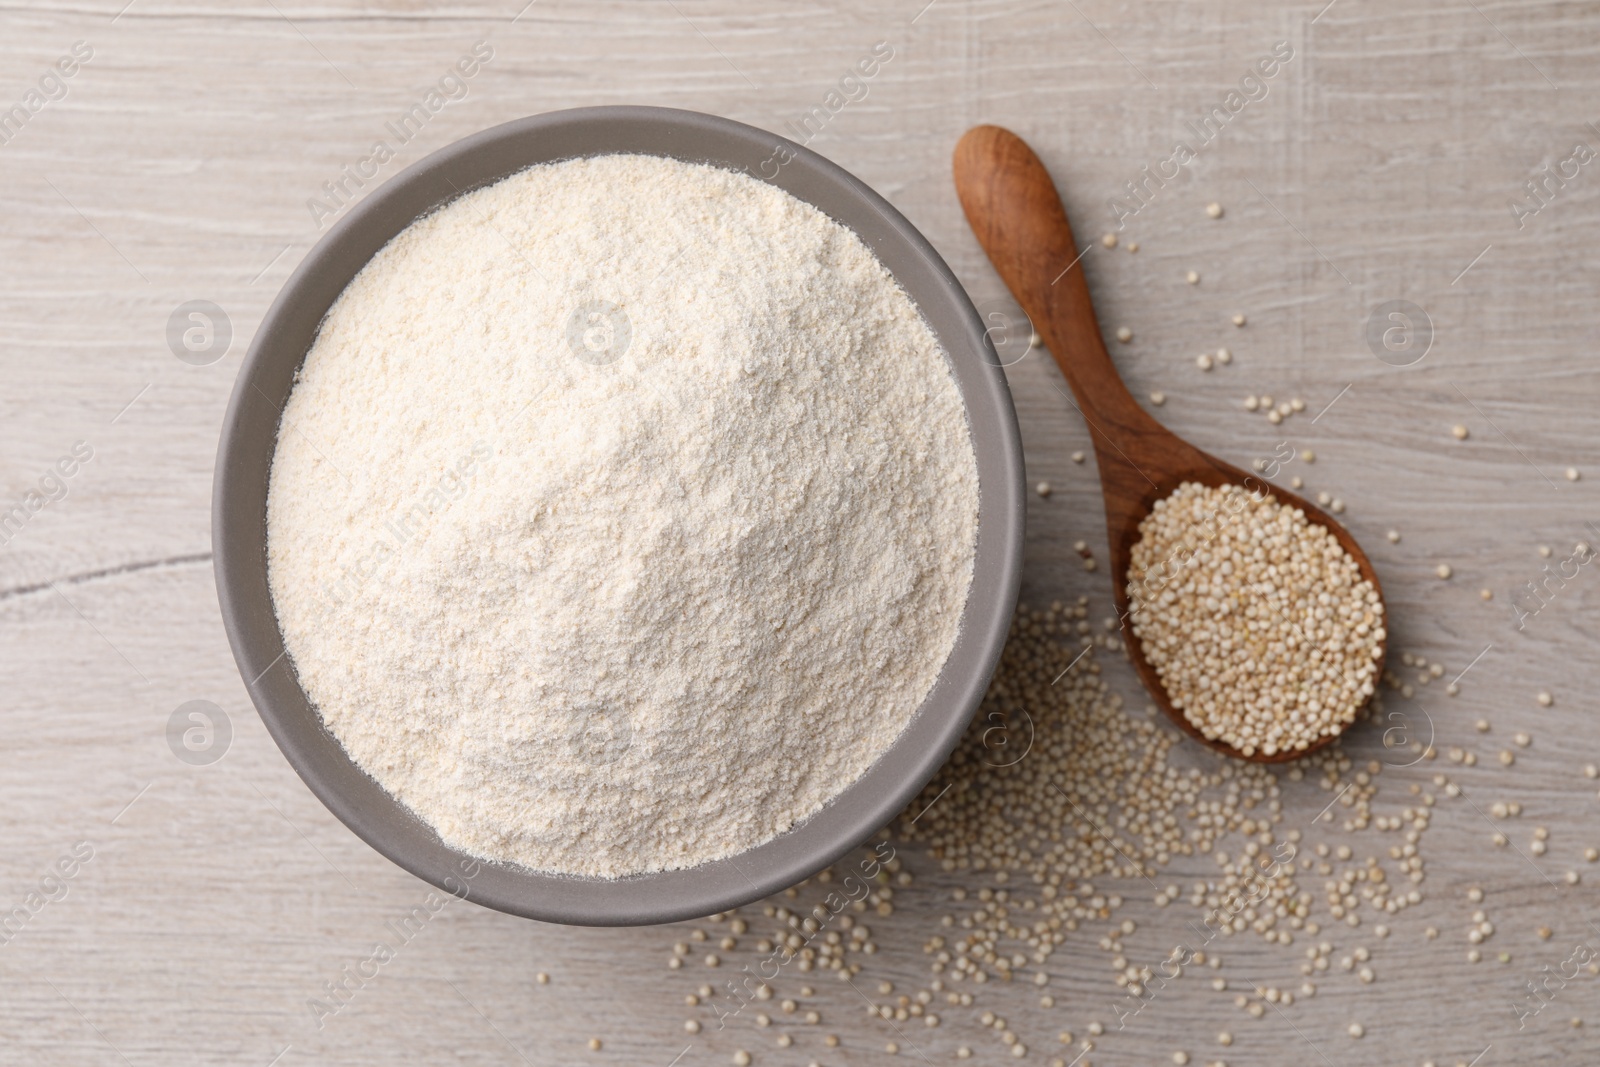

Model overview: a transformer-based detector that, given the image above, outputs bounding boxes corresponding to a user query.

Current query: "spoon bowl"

[952,123,1387,763]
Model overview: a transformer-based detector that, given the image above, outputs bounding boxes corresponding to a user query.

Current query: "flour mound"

[266,154,979,878]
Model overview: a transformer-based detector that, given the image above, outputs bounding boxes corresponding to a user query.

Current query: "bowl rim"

[213,105,1024,926]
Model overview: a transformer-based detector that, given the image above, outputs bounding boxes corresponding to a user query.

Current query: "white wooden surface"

[3,1,1600,1063]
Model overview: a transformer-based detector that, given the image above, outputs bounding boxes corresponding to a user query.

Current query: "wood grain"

[2,2,1599,1065]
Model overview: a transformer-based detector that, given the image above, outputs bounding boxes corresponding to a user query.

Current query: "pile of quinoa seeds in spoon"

[1126,481,1384,757]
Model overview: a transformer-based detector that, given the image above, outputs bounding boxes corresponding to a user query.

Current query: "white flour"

[266,154,979,878]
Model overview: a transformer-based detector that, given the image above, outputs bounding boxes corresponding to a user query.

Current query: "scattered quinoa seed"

[1452,424,1469,440]
[1036,481,1052,498]
[1116,326,1133,343]
[1232,314,1247,326]
[1435,564,1452,579]
[1101,233,1118,248]
[1187,270,1201,284]
[1206,202,1224,218]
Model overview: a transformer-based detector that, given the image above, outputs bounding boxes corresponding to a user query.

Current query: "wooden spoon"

[952,124,1387,763]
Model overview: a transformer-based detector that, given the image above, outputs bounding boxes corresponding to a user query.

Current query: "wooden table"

[3,1,1597,1063]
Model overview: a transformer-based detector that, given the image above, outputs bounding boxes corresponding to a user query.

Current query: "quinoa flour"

[265,154,980,878]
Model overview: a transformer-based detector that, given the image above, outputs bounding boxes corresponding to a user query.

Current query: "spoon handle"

[952,125,1161,444]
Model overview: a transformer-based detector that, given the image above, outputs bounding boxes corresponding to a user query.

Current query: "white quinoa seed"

[1452,424,1469,440]
[1116,326,1133,343]
[1187,270,1201,284]
[1206,202,1224,218]
[1125,482,1383,755]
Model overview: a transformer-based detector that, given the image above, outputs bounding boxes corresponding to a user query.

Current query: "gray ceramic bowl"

[214,106,1023,926]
